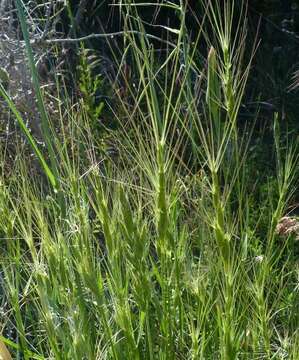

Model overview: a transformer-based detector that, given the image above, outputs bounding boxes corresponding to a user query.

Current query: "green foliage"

[0,1,298,359]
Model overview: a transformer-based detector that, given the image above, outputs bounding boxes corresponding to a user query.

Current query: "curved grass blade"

[0,84,57,190]
[15,0,58,180]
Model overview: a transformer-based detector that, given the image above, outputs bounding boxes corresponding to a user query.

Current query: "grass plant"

[0,1,298,359]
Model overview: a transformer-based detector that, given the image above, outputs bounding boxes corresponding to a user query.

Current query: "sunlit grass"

[0,1,298,359]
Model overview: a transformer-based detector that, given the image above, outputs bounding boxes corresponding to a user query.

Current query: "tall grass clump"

[0,0,298,359]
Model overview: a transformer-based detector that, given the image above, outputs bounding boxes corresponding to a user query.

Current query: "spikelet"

[206,47,221,130]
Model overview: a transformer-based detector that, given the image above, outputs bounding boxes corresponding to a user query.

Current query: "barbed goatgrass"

[0,1,298,359]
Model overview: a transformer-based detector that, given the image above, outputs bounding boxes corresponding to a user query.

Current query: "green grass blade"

[15,0,58,179]
[0,84,57,190]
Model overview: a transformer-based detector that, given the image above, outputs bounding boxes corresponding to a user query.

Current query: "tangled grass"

[0,1,298,359]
